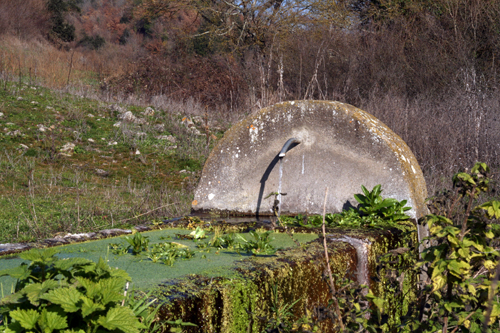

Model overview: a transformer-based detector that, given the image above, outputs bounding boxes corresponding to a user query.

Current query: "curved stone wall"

[193,101,427,221]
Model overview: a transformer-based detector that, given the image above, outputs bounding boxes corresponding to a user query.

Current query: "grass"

[0,79,226,243]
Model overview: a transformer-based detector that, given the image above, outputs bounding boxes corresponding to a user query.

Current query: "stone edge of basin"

[0,227,145,256]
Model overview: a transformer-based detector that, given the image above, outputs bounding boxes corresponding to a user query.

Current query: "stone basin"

[0,220,417,332]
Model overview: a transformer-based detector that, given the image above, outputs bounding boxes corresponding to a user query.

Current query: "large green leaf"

[23,280,59,306]
[41,287,83,313]
[54,257,94,271]
[75,276,101,298]
[81,296,106,317]
[10,308,40,330]
[97,306,144,333]
[99,278,126,305]
[20,248,58,263]
[0,264,30,280]
[39,309,68,333]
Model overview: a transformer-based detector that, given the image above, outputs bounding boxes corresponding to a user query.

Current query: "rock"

[118,111,147,125]
[95,168,109,177]
[31,101,38,105]
[17,97,23,101]
[99,229,132,236]
[110,104,127,113]
[88,138,95,143]
[143,107,155,116]
[87,113,95,118]
[60,143,75,154]
[156,135,176,143]
[193,100,428,226]
[135,149,140,155]
[19,144,29,150]
[107,141,118,146]
[119,111,136,122]
[0,112,4,117]
[135,132,147,139]
[6,130,21,136]
[153,124,165,132]
[0,243,31,254]
[181,116,194,128]
[46,106,54,110]
[192,116,203,125]
[113,122,121,127]
[189,127,202,136]
[37,124,48,132]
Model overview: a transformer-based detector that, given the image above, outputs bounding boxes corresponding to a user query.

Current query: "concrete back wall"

[193,100,428,221]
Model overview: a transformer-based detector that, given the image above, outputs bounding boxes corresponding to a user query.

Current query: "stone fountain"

[193,100,428,240]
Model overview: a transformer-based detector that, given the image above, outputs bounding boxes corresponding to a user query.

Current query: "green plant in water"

[236,230,276,255]
[0,248,147,333]
[354,184,411,222]
[209,232,237,249]
[282,185,411,229]
[123,232,150,254]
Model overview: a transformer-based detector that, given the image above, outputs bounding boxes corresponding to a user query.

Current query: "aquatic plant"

[236,230,276,255]
[282,185,411,229]
[123,232,150,255]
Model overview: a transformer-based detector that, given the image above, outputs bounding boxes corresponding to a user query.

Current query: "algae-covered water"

[0,228,318,294]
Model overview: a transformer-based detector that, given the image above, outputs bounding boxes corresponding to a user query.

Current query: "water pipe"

[279,138,301,157]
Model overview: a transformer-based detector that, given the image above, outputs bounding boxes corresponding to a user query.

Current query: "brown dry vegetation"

[0,0,499,197]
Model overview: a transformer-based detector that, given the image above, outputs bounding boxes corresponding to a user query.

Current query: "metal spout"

[279,138,301,157]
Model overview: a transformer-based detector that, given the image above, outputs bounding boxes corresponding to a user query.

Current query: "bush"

[0,248,149,333]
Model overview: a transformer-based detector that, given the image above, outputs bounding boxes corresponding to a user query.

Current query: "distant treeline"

[1,0,500,182]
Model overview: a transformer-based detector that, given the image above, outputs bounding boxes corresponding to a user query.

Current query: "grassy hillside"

[0,80,226,243]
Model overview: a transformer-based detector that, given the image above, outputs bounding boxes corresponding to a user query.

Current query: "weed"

[236,230,276,255]
[123,232,150,254]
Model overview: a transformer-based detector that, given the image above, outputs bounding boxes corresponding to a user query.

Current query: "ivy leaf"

[10,308,40,330]
[484,260,496,270]
[41,287,83,313]
[39,309,68,333]
[432,275,446,292]
[479,201,500,219]
[97,306,144,333]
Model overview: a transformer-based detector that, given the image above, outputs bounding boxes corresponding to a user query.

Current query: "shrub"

[0,248,148,333]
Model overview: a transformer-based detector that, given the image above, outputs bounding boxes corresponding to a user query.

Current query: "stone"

[143,107,155,116]
[60,143,75,154]
[95,168,109,177]
[193,100,428,233]
[156,135,176,143]
[6,130,21,137]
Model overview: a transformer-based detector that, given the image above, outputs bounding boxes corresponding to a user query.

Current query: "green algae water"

[0,228,318,293]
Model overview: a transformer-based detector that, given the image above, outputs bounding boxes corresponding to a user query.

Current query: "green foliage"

[236,230,276,255]
[282,184,411,229]
[123,232,150,254]
[319,162,500,332]
[264,284,303,332]
[0,248,148,333]
[47,0,78,42]
[78,34,106,50]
